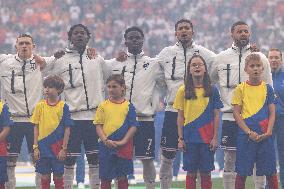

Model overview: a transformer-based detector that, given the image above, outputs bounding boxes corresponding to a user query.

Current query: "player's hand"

[114,140,126,148]
[34,54,46,70]
[54,50,65,59]
[34,148,40,161]
[250,43,260,52]
[209,138,218,151]
[178,140,186,152]
[0,134,5,142]
[248,131,259,141]
[87,48,96,59]
[105,139,118,149]
[265,130,272,137]
[116,51,127,62]
[57,149,67,161]
[256,130,272,142]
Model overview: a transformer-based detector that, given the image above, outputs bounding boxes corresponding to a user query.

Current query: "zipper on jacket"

[238,47,242,84]
[79,54,90,110]
[183,46,187,79]
[225,64,231,88]
[121,66,126,77]
[68,64,75,88]
[129,55,138,103]
[22,60,30,116]
[171,56,176,80]
[11,70,15,94]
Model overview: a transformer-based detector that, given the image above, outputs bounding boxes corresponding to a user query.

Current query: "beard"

[236,38,249,48]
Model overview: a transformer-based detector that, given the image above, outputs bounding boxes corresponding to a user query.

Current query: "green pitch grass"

[16,177,256,189]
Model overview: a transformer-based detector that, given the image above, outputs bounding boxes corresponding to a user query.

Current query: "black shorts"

[160,111,178,152]
[220,120,238,150]
[8,122,34,157]
[134,121,155,159]
[67,120,98,156]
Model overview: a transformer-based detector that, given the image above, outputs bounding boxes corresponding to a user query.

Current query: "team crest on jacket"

[143,62,150,70]
[193,50,200,55]
[30,61,36,71]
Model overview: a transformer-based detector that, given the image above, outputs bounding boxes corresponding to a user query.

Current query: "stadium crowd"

[0,0,283,59]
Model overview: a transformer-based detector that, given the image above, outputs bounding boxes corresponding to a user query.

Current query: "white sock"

[142,159,156,189]
[35,172,42,189]
[223,172,236,189]
[224,150,236,172]
[114,179,118,189]
[64,165,75,189]
[197,172,201,189]
[88,164,100,189]
[253,165,266,189]
[223,150,236,189]
[5,161,16,189]
[159,155,173,189]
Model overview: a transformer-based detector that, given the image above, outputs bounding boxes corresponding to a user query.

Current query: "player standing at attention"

[48,24,109,189]
[0,34,47,189]
[157,19,216,189]
[107,26,165,188]
[210,21,272,189]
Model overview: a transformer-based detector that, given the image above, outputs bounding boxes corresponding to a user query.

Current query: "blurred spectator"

[0,0,283,58]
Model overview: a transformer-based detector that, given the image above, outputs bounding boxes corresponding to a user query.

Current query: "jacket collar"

[14,54,35,63]
[231,42,251,52]
[126,50,145,59]
[65,47,87,56]
[175,40,196,49]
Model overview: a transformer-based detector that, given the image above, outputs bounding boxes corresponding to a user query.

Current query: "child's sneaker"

[219,170,224,178]
[129,178,137,185]
[78,182,85,189]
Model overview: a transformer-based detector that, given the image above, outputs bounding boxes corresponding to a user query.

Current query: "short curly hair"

[67,24,91,41]
[124,26,144,39]
[245,53,262,67]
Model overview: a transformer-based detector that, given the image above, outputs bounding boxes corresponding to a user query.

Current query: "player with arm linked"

[157,18,216,189]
